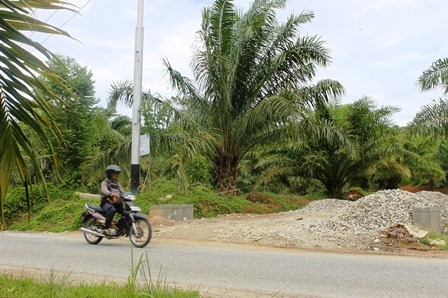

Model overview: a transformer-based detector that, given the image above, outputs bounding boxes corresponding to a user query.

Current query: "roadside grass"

[420,232,448,250]
[0,275,200,298]
[0,252,201,298]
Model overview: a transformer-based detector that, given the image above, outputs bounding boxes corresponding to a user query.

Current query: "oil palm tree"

[255,98,399,197]
[406,98,448,188]
[164,0,344,193]
[0,0,73,229]
[402,134,445,190]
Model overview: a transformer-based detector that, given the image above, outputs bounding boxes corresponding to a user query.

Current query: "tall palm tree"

[418,58,448,94]
[0,0,73,229]
[164,0,344,193]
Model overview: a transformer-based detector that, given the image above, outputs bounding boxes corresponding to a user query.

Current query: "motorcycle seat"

[87,204,105,213]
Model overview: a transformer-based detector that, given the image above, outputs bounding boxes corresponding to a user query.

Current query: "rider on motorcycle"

[100,164,125,235]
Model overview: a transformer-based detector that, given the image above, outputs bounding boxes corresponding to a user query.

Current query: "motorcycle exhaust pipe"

[80,227,105,238]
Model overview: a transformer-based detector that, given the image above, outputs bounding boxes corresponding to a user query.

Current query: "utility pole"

[131,0,144,192]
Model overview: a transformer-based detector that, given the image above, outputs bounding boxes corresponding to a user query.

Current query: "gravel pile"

[301,189,448,240]
[333,190,433,231]
[416,190,448,220]
[270,189,448,249]
[297,199,352,214]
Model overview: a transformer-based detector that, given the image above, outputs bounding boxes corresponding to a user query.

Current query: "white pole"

[131,0,144,192]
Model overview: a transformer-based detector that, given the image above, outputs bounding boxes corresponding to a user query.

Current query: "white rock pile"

[296,199,352,214]
[300,189,448,240]
[335,190,443,230]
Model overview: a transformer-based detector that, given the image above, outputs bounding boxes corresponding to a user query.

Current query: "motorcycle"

[80,192,152,248]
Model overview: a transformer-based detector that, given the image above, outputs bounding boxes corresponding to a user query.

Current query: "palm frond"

[408,98,448,137]
[418,58,448,94]
[107,80,134,110]
[163,59,202,100]
[0,0,73,229]
[84,140,132,188]
[295,79,345,107]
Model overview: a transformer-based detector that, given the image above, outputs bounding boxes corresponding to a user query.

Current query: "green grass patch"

[420,232,448,250]
[0,252,201,297]
[7,197,92,232]
[0,274,199,298]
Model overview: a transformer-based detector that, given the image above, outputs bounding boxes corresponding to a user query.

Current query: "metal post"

[131,0,144,192]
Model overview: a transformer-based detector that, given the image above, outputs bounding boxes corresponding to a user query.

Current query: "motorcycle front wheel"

[84,217,103,245]
[130,219,152,248]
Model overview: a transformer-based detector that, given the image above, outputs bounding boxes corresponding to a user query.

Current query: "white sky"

[33,0,448,126]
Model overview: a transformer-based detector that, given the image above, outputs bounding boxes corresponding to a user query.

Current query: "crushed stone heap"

[302,189,448,237]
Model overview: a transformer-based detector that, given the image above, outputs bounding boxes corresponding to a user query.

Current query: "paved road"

[1,231,448,297]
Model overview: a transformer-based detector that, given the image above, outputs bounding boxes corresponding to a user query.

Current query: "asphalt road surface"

[1,231,448,297]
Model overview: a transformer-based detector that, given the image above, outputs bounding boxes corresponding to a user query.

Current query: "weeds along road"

[1,231,448,297]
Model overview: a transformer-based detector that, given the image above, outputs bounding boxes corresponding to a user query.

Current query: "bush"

[4,183,79,227]
[186,156,212,185]
[8,200,87,232]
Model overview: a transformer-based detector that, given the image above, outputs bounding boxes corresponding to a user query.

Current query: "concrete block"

[150,204,194,221]
[76,192,101,200]
[412,206,441,233]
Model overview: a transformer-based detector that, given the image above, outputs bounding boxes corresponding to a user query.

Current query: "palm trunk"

[428,178,435,191]
[325,181,345,199]
[213,152,239,194]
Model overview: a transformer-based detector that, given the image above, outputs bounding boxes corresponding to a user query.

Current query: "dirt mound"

[400,185,448,194]
[381,223,423,243]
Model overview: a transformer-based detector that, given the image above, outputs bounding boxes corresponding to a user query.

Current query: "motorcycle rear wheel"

[84,217,103,244]
[130,219,152,248]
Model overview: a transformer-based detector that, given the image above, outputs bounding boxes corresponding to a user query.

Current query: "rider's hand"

[107,193,119,204]
[112,193,120,204]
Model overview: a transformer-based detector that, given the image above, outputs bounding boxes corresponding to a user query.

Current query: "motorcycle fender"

[130,212,148,221]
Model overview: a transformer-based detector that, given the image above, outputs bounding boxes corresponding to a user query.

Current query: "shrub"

[4,183,78,226]
[186,156,212,185]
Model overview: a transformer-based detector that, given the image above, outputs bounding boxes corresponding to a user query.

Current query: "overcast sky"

[33,0,448,126]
